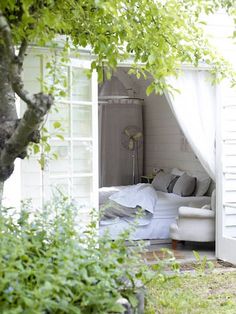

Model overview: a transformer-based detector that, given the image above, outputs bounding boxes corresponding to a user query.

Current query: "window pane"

[45,65,69,100]
[73,141,92,173]
[49,141,71,176]
[49,103,70,137]
[72,105,92,137]
[49,177,70,197]
[71,68,91,101]
[72,177,92,207]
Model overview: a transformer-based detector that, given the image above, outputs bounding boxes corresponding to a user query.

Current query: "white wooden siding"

[220,81,236,239]
[213,12,236,238]
[204,11,235,65]
[212,10,236,261]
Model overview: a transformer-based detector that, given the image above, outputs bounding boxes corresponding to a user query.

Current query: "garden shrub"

[0,196,152,314]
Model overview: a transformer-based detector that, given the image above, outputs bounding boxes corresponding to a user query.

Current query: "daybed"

[99,169,212,240]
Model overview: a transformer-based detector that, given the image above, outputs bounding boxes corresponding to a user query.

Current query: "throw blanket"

[100,184,158,225]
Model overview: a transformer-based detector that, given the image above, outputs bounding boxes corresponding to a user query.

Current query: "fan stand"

[132,143,136,184]
[132,142,140,185]
[121,126,142,185]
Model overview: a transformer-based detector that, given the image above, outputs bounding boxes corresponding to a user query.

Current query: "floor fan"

[121,126,143,184]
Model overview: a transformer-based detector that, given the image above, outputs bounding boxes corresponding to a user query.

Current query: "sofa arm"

[178,206,215,219]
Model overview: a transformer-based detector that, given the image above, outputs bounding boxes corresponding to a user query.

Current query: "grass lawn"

[145,270,236,314]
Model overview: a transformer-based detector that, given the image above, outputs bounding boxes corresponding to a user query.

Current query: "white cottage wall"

[205,11,235,65]
[142,89,207,176]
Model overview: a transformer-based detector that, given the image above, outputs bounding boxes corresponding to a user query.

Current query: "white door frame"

[215,81,236,263]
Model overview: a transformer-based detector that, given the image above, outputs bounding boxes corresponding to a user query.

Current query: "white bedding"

[109,183,158,214]
[99,184,210,240]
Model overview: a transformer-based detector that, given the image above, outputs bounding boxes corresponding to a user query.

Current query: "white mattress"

[99,186,210,240]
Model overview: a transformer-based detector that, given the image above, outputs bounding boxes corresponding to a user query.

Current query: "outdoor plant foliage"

[0,0,236,187]
[0,196,152,313]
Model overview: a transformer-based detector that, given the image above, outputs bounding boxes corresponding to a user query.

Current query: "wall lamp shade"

[98,76,128,100]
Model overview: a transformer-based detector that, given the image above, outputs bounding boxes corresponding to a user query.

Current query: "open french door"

[17,49,98,223]
[42,57,98,223]
[216,80,236,264]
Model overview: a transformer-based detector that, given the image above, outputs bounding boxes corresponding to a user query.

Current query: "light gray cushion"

[167,176,180,193]
[173,173,196,197]
[152,171,176,192]
[194,177,211,196]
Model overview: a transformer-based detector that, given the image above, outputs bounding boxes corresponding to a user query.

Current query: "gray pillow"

[173,173,196,197]
[167,176,180,193]
[152,171,176,192]
[194,177,211,196]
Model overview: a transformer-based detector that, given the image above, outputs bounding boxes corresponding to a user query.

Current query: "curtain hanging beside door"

[165,70,216,180]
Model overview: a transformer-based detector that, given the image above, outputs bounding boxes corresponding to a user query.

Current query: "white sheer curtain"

[165,70,216,180]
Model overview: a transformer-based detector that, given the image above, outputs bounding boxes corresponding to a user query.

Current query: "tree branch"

[10,59,35,107]
[0,11,15,61]
[18,38,28,65]
[0,93,53,180]
[0,11,34,107]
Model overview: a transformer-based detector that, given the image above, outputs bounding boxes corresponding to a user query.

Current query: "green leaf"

[148,54,156,65]
[53,121,62,129]
[59,90,67,97]
[41,136,49,142]
[44,143,51,153]
[38,155,46,170]
[56,134,64,141]
[126,294,138,308]
[193,250,201,262]
[109,302,125,313]
[146,84,154,96]
[33,144,40,154]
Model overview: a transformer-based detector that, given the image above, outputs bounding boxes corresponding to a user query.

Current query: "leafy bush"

[0,197,151,314]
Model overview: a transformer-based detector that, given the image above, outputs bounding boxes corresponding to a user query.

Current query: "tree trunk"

[0,45,17,121]
[0,43,18,182]
[0,181,4,209]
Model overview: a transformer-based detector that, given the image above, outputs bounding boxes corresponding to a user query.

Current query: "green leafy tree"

[0,0,235,200]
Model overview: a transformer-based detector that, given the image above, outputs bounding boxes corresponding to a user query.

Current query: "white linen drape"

[165,70,216,180]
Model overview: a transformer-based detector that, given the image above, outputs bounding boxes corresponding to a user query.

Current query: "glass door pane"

[73,141,92,174]
[72,68,91,101]
[72,105,92,137]
[49,103,70,137]
[49,141,71,176]
[72,177,92,207]
[49,177,70,197]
